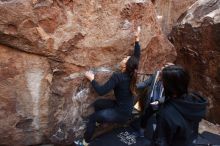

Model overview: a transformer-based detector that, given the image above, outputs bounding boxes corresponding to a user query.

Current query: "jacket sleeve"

[154,114,173,146]
[134,41,141,60]
[136,75,153,89]
[91,73,119,96]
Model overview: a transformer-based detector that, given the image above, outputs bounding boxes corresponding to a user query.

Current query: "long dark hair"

[162,65,190,98]
[126,55,139,96]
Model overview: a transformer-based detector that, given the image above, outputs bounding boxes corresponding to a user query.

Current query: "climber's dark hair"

[162,65,190,98]
[126,56,139,75]
[126,55,139,96]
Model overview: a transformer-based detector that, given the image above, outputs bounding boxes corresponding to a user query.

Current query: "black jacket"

[154,93,207,146]
[91,72,133,115]
[91,42,140,115]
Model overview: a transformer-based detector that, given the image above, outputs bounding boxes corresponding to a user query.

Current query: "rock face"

[0,0,162,67]
[169,0,220,124]
[0,45,51,145]
[0,0,176,145]
[152,0,197,35]
[139,34,176,74]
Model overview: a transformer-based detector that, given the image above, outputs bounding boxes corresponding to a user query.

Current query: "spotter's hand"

[150,101,159,105]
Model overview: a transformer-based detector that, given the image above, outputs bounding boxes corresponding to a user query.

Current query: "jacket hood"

[170,92,208,121]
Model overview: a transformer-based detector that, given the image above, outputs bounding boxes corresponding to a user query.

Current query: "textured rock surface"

[0,0,162,67]
[180,0,220,27]
[0,0,176,145]
[139,34,176,74]
[152,0,197,35]
[170,0,220,124]
[0,45,51,146]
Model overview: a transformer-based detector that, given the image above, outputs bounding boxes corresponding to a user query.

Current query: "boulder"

[0,0,176,145]
[152,0,197,34]
[139,34,176,74]
[0,45,51,146]
[169,0,220,124]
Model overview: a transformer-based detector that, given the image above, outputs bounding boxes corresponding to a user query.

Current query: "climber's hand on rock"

[135,26,141,41]
[85,71,95,81]
[135,26,141,36]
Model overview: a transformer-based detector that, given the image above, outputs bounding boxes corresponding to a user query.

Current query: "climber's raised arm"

[133,26,141,60]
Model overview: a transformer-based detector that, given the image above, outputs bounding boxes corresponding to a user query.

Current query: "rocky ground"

[30,119,220,146]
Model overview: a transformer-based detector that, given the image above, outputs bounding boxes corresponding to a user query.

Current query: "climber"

[133,62,174,138]
[78,26,142,144]
[152,65,207,146]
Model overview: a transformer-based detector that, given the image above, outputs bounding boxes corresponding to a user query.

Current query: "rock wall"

[152,0,197,35]
[169,0,220,124]
[0,45,51,145]
[0,0,176,145]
